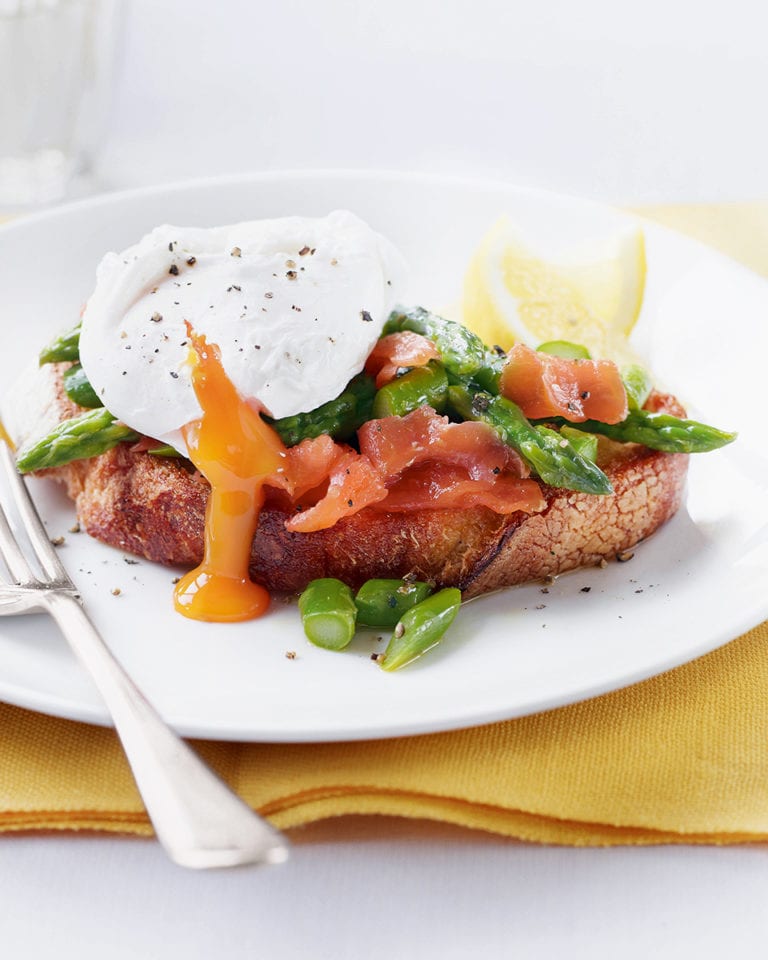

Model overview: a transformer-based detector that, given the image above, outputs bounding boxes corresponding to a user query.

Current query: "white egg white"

[78,210,406,454]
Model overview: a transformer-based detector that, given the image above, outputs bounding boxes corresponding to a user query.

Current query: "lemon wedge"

[461,216,646,362]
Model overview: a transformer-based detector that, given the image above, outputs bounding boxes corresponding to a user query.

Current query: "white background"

[7,0,768,956]
[98,0,768,204]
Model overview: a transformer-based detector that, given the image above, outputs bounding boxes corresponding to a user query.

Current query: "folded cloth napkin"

[1,202,766,846]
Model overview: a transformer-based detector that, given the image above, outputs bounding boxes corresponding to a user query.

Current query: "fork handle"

[44,592,289,869]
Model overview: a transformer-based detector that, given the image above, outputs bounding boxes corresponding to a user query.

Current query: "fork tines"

[0,440,74,591]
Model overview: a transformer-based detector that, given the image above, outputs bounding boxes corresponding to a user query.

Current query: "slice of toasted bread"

[9,363,688,598]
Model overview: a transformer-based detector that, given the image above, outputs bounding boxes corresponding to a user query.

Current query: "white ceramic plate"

[0,171,766,742]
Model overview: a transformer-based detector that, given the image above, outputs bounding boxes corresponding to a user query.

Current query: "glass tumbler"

[0,0,123,209]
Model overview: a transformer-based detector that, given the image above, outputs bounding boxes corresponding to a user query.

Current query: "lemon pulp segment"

[461,217,646,363]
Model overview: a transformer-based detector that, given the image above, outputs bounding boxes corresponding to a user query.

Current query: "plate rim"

[0,593,765,742]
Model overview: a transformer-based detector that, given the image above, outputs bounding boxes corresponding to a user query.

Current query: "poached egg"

[79,210,405,455]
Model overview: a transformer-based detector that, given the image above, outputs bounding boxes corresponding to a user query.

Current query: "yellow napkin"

[1,202,766,846]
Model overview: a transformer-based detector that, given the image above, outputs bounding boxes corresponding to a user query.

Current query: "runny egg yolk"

[173,325,286,622]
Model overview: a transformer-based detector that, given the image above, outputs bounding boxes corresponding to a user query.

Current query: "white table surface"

[6,1,768,956]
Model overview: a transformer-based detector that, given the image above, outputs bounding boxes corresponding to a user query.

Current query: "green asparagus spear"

[559,424,599,462]
[298,578,358,650]
[62,364,103,409]
[621,364,653,411]
[354,578,434,628]
[471,352,506,394]
[537,340,592,360]
[384,307,491,380]
[39,323,81,365]
[379,587,462,671]
[16,408,137,473]
[146,444,182,457]
[564,409,737,454]
[449,384,613,495]
[267,374,375,447]
[371,362,449,419]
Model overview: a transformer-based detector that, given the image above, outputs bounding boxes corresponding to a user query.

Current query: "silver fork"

[0,439,289,870]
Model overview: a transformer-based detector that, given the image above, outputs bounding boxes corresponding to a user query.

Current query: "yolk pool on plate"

[174,325,286,622]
